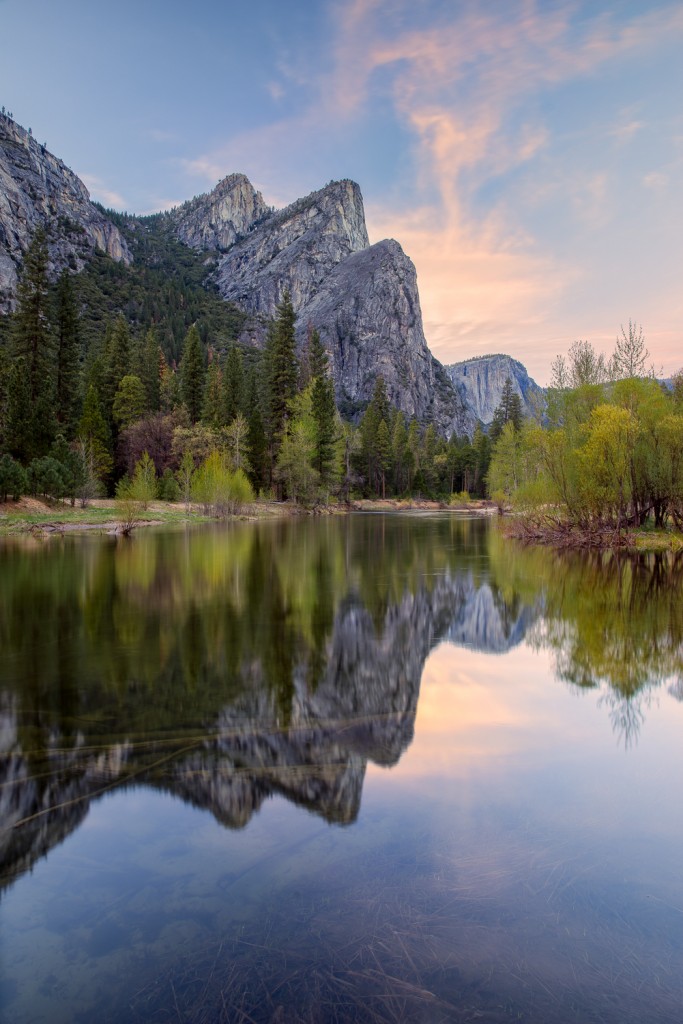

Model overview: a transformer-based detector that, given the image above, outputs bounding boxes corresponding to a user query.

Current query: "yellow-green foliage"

[191,451,254,517]
[489,374,683,531]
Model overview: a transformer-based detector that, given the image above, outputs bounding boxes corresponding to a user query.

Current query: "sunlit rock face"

[193,177,466,430]
[171,173,271,251]
[214,179,370,315]
[297,238,469,431]
[445,355,544,426]
[0,114,131,310]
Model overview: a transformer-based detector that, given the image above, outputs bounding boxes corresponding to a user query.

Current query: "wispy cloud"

[643,170,668,190]
[179,0,683,377]
[610,118,645,143]
[79,173,127,210]
[328,1,683,374]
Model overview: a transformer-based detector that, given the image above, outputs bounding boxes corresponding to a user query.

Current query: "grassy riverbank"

[0,497,304,535]
[0,496,496,535]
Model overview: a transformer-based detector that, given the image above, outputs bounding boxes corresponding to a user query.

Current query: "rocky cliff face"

[184,176,468,432]
[445,354,544,427]
[297,238,466,429]
[171,172,271,251]
[0,114,131,311]
[0,113,539,435]
[214,179,369,314]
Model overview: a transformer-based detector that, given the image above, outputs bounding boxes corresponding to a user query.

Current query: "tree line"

[487,329,683,539]
[1,228,500,509]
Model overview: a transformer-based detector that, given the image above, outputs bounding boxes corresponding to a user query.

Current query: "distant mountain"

[167,176,469,432]
[0,114,543,437]
[445,354,544,427]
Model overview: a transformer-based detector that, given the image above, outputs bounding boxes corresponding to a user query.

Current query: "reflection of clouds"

[370,643,563,783]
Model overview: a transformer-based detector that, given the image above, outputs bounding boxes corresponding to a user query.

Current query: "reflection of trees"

[1,516,533,890]
[489,535,683,743]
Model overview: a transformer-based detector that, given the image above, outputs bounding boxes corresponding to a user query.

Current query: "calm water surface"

[1,514,683,1023]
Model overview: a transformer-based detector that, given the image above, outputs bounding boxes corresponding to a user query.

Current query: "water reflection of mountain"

[0,523,535,892]
[444,576,536,653]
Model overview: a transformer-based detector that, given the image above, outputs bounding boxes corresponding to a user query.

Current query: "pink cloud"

[180,1,683,380]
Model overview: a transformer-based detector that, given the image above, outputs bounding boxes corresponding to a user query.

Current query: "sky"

[1,0,682,383]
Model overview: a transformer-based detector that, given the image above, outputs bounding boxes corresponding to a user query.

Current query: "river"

[1,514,682,1022]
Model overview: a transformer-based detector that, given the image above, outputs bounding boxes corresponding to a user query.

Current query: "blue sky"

[1,0,682,382]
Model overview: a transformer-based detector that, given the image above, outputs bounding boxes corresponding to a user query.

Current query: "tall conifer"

[267,291,298,448]
[179,324,205,422]
[11,229,55,456]
[54,269,81,434]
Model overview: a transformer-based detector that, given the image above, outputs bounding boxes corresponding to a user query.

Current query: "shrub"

[191,452,254,517]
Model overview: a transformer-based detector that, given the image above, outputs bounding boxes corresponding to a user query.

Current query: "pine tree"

[159,354,179,412]
[471,424,491,496]
[391,413,409,494]
[376,419,391,499]
[359,377,391,494]
[6,358,32,462]
[112,375,147,430]
[104,315,132,415]
[311,372,336,485]
[203,361,224,427]
[490,376,523,442]
[179,325,205,422]
[139,327,161,412]
[223,344,245,424]
[11,228,56,456]
[420,424,439,495]
[245,370,268,492]
[0,346,10,453]
[78,384,113,482]
[11,228,52,399]
[267,291,298,448]
[54,270,81,435]
[299,325,328,390]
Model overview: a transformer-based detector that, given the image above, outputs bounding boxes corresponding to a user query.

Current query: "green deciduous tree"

[610,320,651,380]
[191,451,254,516]
[226,413,251,474]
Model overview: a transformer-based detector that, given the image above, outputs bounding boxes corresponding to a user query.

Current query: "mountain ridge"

[0,117,542,436]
